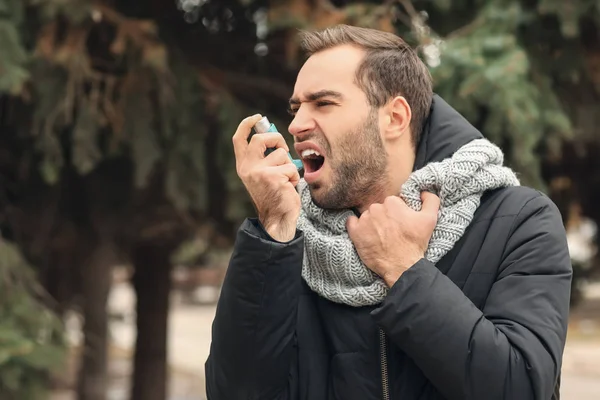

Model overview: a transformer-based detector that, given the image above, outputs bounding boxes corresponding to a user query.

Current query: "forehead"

[293,45,365,98]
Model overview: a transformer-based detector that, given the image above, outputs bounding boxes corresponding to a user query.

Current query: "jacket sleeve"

[371,193,572,400]
[205,218,303,400]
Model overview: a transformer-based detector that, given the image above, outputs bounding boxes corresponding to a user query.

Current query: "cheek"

[320,108,372,161]
[337,125,368,152]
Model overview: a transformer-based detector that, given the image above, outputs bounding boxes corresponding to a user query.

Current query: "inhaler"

[254,116,303,170]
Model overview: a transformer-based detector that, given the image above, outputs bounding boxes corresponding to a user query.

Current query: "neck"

[356,185,388,213]
[356,144,415,213]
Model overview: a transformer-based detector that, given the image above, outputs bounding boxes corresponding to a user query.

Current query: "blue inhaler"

[254,116,303,170]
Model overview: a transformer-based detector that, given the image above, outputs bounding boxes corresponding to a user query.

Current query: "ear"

[383,96,411,140]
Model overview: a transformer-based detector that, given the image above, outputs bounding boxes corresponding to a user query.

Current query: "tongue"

[305,156,324,173]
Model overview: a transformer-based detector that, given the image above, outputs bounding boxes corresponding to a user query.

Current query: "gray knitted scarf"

[297,138,520,307]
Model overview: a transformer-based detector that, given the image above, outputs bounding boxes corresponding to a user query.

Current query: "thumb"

[420,191,440,215]
[346,215,359,237]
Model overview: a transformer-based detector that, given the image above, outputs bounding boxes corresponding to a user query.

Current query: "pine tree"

[1,0,599,399]
[0,239,65,399]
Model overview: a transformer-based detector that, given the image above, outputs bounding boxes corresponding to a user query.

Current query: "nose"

[288,105,316,138]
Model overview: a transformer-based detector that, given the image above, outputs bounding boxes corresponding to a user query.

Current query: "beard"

[308,109,389,210]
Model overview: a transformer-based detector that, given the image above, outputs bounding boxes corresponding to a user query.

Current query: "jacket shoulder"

[479,185,560,222]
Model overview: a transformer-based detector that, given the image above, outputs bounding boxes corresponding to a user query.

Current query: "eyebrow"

[289,90,344,106]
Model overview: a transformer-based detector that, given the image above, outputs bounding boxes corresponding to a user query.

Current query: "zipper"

[379,328,390,400]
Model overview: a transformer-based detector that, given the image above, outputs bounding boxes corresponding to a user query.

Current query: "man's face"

[288,45,389,210]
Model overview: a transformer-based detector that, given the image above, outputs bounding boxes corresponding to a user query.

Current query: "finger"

[232,114,263,160]
[368,203,384,218]
[346,215,359,237]
[248,132,290,161]
[289,170,300,187]
[270,163,300,185]
[264,147,292,166]
[384,195,404,209]
[420,191,441,215]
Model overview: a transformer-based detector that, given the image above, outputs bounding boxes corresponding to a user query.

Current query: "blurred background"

[0,0,599,399]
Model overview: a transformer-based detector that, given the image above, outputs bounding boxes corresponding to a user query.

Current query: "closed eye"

[316,101,336,108]
[287,100,338,116]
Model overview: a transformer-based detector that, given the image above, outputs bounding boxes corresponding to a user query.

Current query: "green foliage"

[171,235,208,266]
[161,58,210,211]
[123,81,162,188]
[0,0,29,95]
[536,0,598,37]
[1,2,597,215]
[266,0,589,189]
[72,101,102,175]
[3,0,598,216]
[31,0,92,24]
[0,0,596,396]
[0,240,66,399]
[406,1,575,188]
[8,2,225,212]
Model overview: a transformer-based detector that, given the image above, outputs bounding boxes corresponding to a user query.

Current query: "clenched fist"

[346,192,440,287]
[233,114,301,242]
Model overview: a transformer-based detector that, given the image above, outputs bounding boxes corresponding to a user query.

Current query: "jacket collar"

[413,94,483,171]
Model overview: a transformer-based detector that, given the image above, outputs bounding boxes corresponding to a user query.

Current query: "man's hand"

[233,114,301,242]
[347,192,440,287]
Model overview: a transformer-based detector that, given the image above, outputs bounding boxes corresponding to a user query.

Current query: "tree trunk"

[130,243,172,400]
[77,241,117,400]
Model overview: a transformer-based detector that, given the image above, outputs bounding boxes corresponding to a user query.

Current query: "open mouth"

[301,149,325,173]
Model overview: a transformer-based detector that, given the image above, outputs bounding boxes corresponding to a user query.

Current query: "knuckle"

[245,166,261,180]
[243,114,258,125]
[249,133,264,145]
[239,169,251,181]
[274,147,288,157]
[236,118,251,132]
[427,213,438,226]
[271,134,286,146]
[256,167,269,179]
[384,196,398,207]
[370,203,383,213]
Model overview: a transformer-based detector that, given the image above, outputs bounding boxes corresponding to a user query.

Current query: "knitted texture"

[297,138,520,307]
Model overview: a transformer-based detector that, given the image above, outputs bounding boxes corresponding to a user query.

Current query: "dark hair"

[299,24,433,144]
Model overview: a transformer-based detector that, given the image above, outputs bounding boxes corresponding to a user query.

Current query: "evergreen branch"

[391,0,437,45]
[446,17,485,40]
[90,1,128,26]
[197,65,292,100]
[90,1,159,43]
[398,0,419,22]
[391,7,413,28]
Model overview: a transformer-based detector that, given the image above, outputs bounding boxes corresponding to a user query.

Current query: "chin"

[308,184,351,210]
[307,185,328,207]
[306,182,323,198]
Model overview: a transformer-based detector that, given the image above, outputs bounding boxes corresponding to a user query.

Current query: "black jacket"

[205,95,572,400]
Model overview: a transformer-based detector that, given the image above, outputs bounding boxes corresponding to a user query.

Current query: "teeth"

[301,149,322,158]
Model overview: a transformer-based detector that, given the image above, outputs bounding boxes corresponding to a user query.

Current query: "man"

[205,24,572,400]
